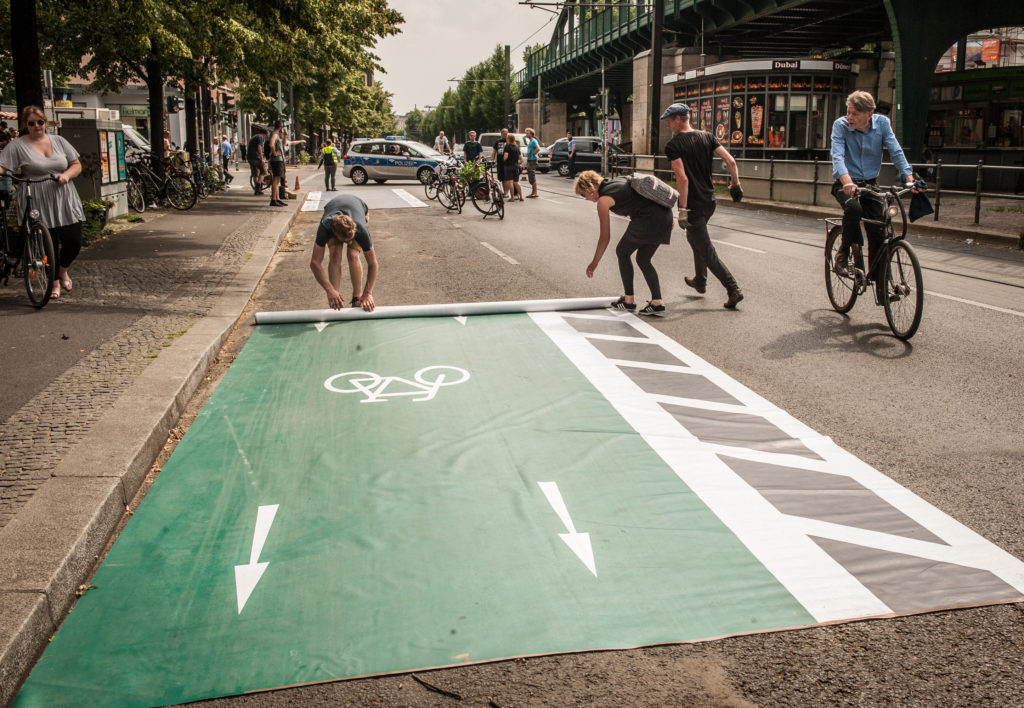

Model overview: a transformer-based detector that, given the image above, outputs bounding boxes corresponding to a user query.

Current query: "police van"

[342,137,452,185]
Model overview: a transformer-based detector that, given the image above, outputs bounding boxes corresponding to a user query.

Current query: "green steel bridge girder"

[885,0,1024,162]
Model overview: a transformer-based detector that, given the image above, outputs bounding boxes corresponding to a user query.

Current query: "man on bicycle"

[830,91,916,293]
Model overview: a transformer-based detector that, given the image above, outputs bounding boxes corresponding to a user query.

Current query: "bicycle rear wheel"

[883,240,924,340]
[469,180,493,215]
[825,225,857,313]
[424,173,439,201]
[126,177,145,213]
[23,222,55,307]
[165,175,197,210]
[437,181,458,211]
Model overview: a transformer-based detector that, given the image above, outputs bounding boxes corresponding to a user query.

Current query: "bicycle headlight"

[886,205,900,219]
[29,209,41,221]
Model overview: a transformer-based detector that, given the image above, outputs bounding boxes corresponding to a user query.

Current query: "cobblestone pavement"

[0,207,273,528]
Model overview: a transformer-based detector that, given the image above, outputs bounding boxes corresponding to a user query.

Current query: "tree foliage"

[408,45,518,143]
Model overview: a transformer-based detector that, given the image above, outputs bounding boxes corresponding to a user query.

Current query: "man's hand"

[327,288,345,310]
[586,260,599,278]
[842,182,859,197]
[729,182,743,203]
[677,208,691,229]
[357,294,375,312]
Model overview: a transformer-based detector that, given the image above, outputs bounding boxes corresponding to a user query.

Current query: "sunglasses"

[26,120,46,127]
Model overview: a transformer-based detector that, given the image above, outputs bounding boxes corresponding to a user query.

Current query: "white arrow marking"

[234,504,279,613]
[538,482,596,576]
[314,322,328,332]
[454,316,467,325]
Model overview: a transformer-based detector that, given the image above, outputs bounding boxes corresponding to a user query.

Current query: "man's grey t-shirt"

[315,194,372,250]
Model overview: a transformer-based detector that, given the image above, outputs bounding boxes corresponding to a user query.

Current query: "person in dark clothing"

[463,131,483,163]
[501,133,523,201]
[576,170,673,316]
[310,193,379,311]
[662,102,745,309]
[247,127,268,195]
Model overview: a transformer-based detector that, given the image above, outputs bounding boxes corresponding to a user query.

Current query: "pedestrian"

[317,138,339,191]
[267,122,304,206]
[163,129,172,159]
[309,193,379,312]
[247,127,268,195]
[230,136,239,168]
[501,133,523,201]
[220,135,234,183]
[463,130,483,163]
[433,130,451,155]
[490,128,509,166]
[662,102,745,309]
[567,132,577,177]
[0,106,85,299]
[576,169,672,316]
[524,127,540,198]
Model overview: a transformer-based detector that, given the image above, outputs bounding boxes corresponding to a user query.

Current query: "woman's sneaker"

[610,296,636,311]
[638,301,666,316]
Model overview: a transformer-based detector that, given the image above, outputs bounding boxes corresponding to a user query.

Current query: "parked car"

[536,139,564,173]
[476,132,543,162]
[342,137,451,185]
[549,137,628,176]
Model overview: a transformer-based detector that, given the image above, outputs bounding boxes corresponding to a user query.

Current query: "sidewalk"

[0,166,316,707]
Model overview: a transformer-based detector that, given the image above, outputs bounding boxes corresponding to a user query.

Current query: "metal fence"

[611,155,1024,227]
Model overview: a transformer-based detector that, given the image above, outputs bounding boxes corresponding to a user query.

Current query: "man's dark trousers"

[685,202,738,292]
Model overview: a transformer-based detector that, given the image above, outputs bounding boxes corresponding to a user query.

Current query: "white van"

[476,132,543,163]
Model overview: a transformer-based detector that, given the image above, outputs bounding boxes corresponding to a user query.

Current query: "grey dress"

[0,134,86,229]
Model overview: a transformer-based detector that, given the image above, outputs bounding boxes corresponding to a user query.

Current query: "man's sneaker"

[724,289,744,309]
[610,296,636,311]
[684,276,706,294]
[833,248,849,276]
[638,301,666,316]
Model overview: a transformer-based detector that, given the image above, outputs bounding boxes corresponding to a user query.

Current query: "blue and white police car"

[342,136,451,185]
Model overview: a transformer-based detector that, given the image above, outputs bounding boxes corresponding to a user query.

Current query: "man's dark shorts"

[269,159,286,179]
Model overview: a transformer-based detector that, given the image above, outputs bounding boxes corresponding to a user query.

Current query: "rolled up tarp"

[254,297,618,325]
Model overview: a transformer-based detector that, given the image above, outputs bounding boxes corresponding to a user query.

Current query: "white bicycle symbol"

[323,365,470,403]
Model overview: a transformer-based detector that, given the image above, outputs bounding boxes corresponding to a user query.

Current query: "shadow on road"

[761,308,913,360]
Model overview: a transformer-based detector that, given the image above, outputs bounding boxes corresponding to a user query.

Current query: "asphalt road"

[183,171,1024,707]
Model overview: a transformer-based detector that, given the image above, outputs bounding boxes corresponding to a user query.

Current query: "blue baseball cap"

[660,103,691,119]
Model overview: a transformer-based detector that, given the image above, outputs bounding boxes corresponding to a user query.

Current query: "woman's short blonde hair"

[20,105,46,127]
[846,91,875,113]
[573,170,602,196]
[331,214,357,243]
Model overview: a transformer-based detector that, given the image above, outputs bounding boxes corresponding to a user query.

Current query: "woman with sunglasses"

[0,105,85,299]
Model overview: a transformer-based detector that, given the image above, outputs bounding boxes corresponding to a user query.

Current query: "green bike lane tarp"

[14,306,1024,707]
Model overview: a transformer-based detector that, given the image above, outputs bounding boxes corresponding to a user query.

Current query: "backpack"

[628,173,679,209]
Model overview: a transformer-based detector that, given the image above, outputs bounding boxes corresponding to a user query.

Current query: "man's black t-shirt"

[247,134,265,162]
[664,130,721,213]
[315,194,372,251]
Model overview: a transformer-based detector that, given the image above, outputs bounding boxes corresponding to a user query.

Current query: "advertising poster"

[116,132,127,180]
[730,96,744,145]
[981,38,1000,65]
[98,131,109,185]
[747,95,765,146]
[700,98,712,133]
[715,96,730,143]
[106,131,118,184]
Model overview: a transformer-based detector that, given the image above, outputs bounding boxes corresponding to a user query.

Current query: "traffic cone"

[294,175,301,191]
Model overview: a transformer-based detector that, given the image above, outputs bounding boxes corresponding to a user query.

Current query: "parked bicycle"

[125,148,197,212]
[469,160,504,220]
[824,184,923,340]
[0,174,57,307]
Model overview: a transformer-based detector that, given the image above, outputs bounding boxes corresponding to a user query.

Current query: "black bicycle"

[824,184,924,340]
[469,161,504,220]
[125,148,197,211]
[0,174,57,307]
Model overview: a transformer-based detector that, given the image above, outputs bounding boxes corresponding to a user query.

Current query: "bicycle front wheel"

[165,175,197,210]
[24,222,55,307]
[437,181,458,211]
[825,225,857,313]
[883,240,924,340]
[126,178,145,213]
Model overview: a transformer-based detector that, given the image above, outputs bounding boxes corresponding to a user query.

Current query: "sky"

[374,0,559,115]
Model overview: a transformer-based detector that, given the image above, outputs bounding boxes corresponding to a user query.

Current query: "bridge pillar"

[632,47,712,154]
[515,98,567,144]
[883,0,1024,162]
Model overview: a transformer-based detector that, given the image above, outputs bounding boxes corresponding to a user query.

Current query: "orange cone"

[294,175,301,191]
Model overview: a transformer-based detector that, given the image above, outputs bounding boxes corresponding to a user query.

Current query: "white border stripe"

[530,309,1024,622]
[925,290,1024,318]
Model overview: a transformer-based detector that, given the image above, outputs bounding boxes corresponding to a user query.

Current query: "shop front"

[668,58,857,160]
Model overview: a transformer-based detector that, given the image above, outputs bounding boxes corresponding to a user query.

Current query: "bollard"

[934,159,942,221]
[974,160,983,225]
[769,157,775,202]
[812,158,819,206]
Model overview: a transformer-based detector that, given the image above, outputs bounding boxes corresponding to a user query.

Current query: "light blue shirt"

[526,137,539,160]
[830,113,912,182]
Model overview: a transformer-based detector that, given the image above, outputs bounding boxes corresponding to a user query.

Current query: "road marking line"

[480,241,519,264]
[925,291,1024,317]
[540,197,562,204]
[712,239,766,253]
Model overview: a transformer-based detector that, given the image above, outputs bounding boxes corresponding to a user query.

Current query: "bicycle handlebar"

[5,174,58,184]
